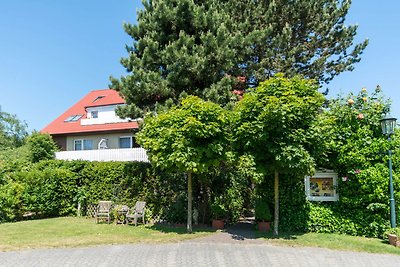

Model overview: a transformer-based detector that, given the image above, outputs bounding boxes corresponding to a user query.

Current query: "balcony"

[55,148,149,162]
[80,117,130,126]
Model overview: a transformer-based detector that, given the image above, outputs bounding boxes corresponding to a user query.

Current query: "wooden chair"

[95,201,112,224]
[125,201,146,226]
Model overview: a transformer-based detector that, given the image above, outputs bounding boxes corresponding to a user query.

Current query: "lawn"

[261,232,400,256]
[2,217,400,256]
[0,217,212,251]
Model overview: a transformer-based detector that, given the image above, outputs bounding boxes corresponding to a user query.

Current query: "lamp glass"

[381,115,397,136]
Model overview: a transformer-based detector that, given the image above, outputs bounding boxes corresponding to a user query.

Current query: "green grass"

[261,232,400,255]
[0,217,213,251]
[2,218,400,256]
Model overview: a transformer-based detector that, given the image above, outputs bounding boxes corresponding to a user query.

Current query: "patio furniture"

[95,201,112,224]
[126,201,146,226]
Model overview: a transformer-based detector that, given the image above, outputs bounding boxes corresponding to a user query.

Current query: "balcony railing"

[55,148,149,162]
[80,116,130,126]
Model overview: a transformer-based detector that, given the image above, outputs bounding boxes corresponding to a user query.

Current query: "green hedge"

[260,173,396,238]
[0,158,397,238]
[0,158,250,225]
[0,160,187,223]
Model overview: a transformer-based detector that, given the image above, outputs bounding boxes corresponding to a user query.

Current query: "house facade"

[42,89,148,162]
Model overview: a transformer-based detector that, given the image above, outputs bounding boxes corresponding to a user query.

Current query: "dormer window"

[91,111,98,119]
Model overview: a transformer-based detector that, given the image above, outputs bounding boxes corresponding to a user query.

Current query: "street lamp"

[380,114,397,228]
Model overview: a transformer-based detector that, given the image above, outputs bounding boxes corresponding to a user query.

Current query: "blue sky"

[0,1,399,131]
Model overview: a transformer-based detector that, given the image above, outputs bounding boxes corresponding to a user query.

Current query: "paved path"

[1,223,400,266]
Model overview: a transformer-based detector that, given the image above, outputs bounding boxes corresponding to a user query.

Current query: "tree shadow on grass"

[148,223,215,235]
[255,231,304,240]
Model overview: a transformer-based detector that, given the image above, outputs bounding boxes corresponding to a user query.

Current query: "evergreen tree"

[223,0,367,85]
[111,0,367,118]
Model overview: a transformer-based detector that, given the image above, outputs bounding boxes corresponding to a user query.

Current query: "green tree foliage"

[137,96,230,173]
[26,132,58,163]
[111,0,237,118]
[0,107,28,150]
[318,86,390,169]
[111,0,367,118]
[255,86,399,238]
[234,74,325,234]
[309,87,396,236]
[136,96,231,232]
[223,0,367,84]
[234,74,325,174]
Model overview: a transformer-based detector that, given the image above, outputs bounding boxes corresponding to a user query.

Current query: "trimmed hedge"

[0,160,187,223]
[0,158,398,238]
[258,173,396,238]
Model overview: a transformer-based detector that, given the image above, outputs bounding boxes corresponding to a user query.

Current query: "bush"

[0,181,25,221]
[257,171,392,238]
[210,195,228,220]
[384,227,400,238]
[255,198,272,222]
[26,132,58,162]
[0,159,190,223]
[165,193,187,223]
[13,165,78,217]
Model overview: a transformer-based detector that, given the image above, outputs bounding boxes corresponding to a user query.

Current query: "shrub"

[210,195,228,220]
[0,181,25,221]
[26,132,58,162]
[384,227,400,238]
[255,198,272,222]
[13,166,78,217]
[165,193,187,224]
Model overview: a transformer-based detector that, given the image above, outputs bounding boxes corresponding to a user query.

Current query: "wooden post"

[187,172,193,233]
[77,202,81,217]
[274,170,279,235]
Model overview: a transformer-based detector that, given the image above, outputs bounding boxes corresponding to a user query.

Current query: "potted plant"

[255,199,272,232]
[210,197,227,230]
[385,228,400,247]
[112,204,129,224]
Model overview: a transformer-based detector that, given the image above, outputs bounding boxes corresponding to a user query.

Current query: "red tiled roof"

[42,89,139,135]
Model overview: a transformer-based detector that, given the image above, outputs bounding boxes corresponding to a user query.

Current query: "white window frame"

[91,110,98,119]
[74,139,82,151]
[74,139,93,151]
[65,114,83,122]
[305,170,339,202]
[119,136,132,149]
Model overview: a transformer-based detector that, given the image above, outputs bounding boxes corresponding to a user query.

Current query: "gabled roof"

[42,89,139,135]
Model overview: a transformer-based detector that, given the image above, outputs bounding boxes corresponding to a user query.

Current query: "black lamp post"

[380,114,397,228]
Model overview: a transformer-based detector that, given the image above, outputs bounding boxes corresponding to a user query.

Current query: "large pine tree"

[111,0,367,118]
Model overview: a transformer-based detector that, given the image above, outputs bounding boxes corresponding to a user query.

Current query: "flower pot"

[212,219,224,230]
[258,221,271,232]
[388,234,400,247]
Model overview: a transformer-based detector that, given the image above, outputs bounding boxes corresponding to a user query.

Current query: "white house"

[42,89,148,162]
